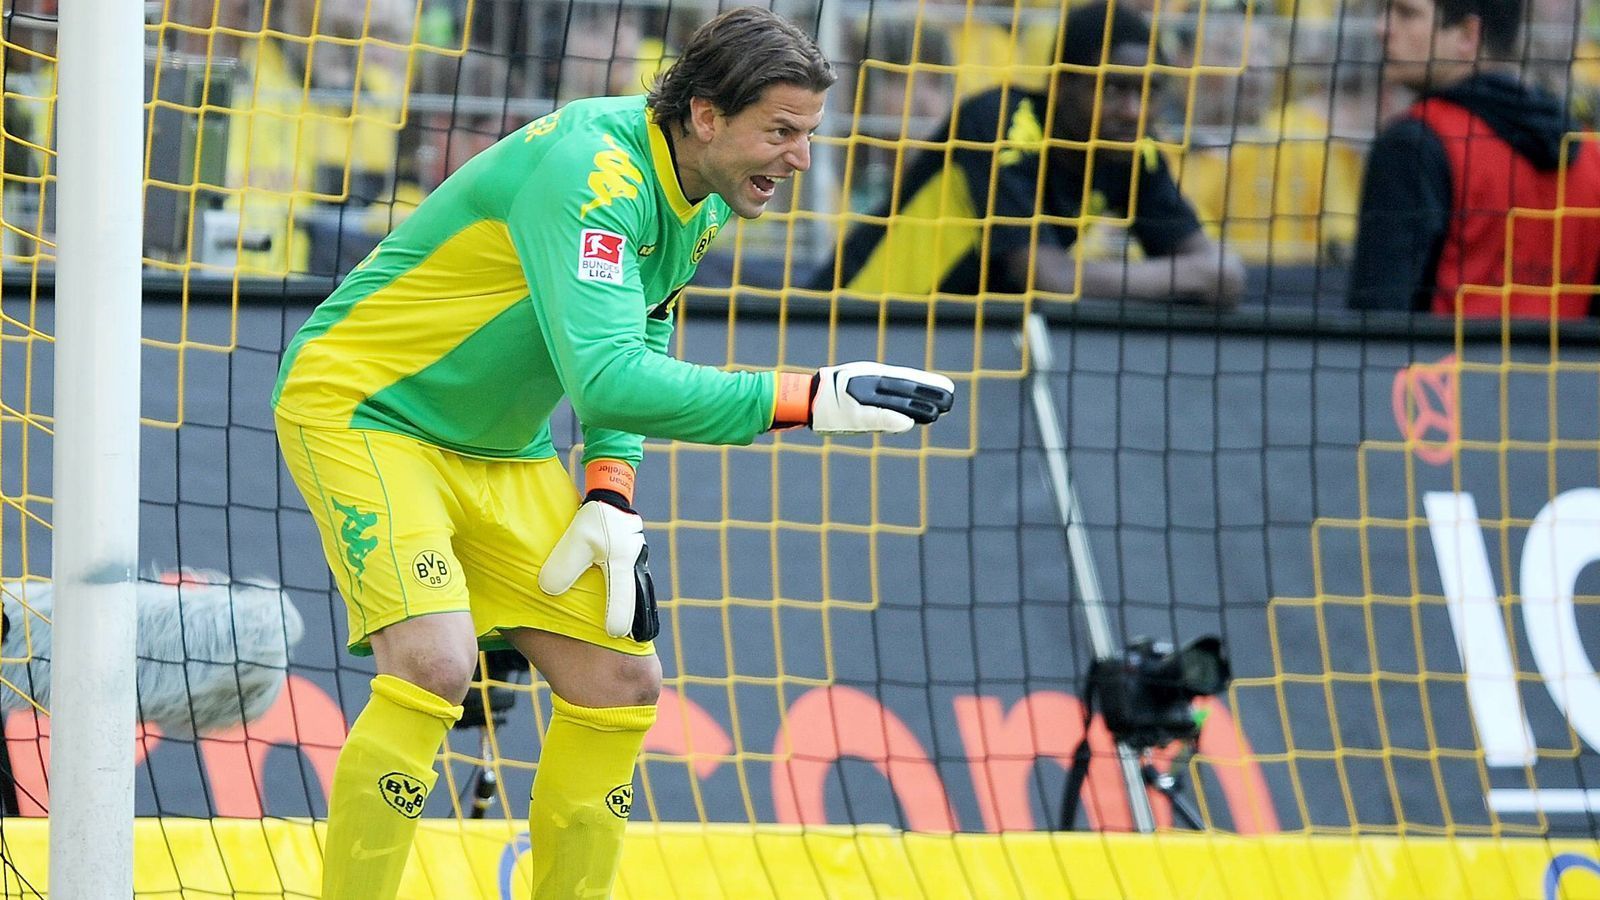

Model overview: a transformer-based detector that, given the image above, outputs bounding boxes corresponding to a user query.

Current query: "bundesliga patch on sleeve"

[578,229,626,284]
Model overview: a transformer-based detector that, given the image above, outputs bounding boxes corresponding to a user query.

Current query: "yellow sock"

[528,693,657,899]
[321,674,462,900]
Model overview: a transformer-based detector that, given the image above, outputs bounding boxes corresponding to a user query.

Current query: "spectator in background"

[814,0,1244,306]
[412,52,518,191]
[1179,13,1369,266]
[1347,0,1600,317]
[552,5,658,103]
[167,0,416,274]
[844,21,956,212]
[412,3,672,191]
[943,0,1059,98]
[1,4,55,260]
[854,21,956,130]
[1523,0,1596,127]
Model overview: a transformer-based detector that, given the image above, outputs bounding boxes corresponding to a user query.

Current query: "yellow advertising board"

[3,820,1599,899]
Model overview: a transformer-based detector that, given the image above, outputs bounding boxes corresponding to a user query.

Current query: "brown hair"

[647,6,835,127]
[1434,0,1525,58]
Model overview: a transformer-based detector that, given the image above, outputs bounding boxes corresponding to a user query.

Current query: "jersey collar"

[645,109,700,224]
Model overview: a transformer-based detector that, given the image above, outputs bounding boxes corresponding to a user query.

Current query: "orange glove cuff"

[584,459,635,504]
[772,371,815,430]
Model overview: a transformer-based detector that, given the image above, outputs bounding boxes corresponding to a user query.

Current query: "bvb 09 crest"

[690,223,720,264]
[605,784,632,819]
[378,772,428,819]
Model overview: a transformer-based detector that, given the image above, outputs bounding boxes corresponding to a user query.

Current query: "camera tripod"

[1138,756,1203,831]
[1060,739,1205,831]
[456,649,528,819]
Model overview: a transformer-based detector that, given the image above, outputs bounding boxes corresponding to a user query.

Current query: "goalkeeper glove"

[772,362,956,434]
[538,461,660,643]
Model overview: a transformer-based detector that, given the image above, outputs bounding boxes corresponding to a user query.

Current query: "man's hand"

[538,463,659,643]
[774,363,956,434]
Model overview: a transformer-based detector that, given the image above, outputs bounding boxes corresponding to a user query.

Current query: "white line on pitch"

[1488,789,1600,813]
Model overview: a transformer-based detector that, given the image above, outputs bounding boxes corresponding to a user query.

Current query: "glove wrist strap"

[770,371,818,430]
[584,459,635,505]
[583,488,634,513]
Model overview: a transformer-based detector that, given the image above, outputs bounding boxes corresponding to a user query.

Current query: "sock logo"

[605,784,632,819]
[378,772,428,819]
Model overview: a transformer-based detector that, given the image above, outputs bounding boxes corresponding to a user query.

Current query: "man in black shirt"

[814,0,1243,305]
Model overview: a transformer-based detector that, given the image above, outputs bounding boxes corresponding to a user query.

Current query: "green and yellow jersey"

[273,94,777,469]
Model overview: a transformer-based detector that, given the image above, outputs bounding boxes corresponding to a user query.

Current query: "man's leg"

[506,628,661,899]
[274,419,478,898]
[321,612,477,900]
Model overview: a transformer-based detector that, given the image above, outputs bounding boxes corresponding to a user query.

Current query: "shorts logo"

[378,772,428,818]
[412,550,451,589]
[605,784,633,819]
[330,499,379,581]
[578,229,625,284]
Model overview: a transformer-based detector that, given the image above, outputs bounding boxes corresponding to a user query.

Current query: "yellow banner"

[5,820,1600,899]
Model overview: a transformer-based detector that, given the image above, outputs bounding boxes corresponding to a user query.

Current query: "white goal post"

[49,0,144,895]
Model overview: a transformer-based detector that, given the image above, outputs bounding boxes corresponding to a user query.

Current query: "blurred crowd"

[842,0,1598,272]
[1,0,1596,310]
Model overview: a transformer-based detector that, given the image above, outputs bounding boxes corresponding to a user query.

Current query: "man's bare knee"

[509,629,662,708]
[370,612,478,704]
[382,648,475,704]
[612,652,662,707]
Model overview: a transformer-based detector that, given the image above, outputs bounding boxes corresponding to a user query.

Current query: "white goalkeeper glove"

[537,461,659,642]
[772,362,956,434]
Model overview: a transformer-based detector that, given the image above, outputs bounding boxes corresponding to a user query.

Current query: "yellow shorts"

[275,414,652,657]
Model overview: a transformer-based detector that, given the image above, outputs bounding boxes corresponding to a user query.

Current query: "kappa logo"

[605,784,633,819]
[579,135,642,218]
[378,772,428,819]
[578,229,625,284]
[330,499,379,580]
[523,110,561,141]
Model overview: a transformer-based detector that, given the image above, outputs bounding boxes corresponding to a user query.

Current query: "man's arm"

[577,307,676,469]
[1014,230,1244,306]
[1347,119,1452,311]
[510,142,777,445]
[1010,149,1245,306]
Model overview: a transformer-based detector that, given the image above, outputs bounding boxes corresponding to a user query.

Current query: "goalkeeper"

[270,6,954,899]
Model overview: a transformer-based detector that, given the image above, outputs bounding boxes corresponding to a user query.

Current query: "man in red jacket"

[1347,0,1600,318]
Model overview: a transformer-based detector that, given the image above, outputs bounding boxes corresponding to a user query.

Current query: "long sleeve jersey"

[272,95,777,468]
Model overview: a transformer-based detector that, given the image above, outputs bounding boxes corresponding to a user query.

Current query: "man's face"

[1054,43,1159,148]
[1379,0,1480,89]
[689,83,826,219]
